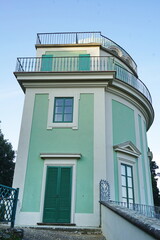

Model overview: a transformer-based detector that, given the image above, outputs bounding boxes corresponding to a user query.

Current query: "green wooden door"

[43,166,72,223]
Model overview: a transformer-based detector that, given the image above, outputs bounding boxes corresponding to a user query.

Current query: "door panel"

[43,167,72,223]
[58,168,72,222]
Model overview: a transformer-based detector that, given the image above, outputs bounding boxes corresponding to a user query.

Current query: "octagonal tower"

[13,32,154,226]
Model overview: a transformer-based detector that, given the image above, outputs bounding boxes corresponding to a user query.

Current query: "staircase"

[22,227,106,240]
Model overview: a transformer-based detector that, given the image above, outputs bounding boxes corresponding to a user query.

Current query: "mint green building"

[13,32,154,226]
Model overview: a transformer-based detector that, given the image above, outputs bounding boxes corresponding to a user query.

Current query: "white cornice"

[15,71,115,93]
[14,71,115,81]
[35,43,101,49]
[40,153,82,159]
[14,71,154,130]
[21,81,111,90]
[113,141,141,158]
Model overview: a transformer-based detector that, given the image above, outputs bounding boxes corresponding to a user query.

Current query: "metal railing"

[100,180,160,220]
[16,56,115,72]
[36,31,137,73]
[108,200,160,219]
[0,184,19,228]
[115,64,152,103]
[100,179,110,202]
[36,31,101,45]
[15,56,152,103]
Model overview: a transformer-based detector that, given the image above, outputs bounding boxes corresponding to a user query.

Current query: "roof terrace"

[36,32,138,75]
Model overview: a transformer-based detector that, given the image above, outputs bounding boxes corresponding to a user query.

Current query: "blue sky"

[0,0,160,177]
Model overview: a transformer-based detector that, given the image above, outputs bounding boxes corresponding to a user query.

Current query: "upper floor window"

[47,91,80,130]
[53,97,73,123]
[121,163,134,205]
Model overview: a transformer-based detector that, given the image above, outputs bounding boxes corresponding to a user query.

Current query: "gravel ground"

[22,228,106,240]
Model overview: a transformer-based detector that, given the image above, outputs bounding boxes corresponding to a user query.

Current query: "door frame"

[40,159,77,224]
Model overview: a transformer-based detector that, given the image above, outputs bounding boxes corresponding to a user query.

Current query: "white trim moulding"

[40,153,82,159]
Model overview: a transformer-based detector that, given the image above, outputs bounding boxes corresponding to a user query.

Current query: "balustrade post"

[11,188,19,228]
[76,33,78,44]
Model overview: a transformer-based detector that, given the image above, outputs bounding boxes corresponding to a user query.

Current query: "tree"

[149,148,160,206]
[0,129,15,187]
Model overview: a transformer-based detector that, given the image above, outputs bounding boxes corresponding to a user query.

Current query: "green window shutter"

[43,167,58,223]
[41,55,53,71]
[43,167,72,223]
[79,54,90,71]
[58,167,72,223]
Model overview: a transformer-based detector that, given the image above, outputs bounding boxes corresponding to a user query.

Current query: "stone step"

[22,227,106,240]
[35,226,102,234]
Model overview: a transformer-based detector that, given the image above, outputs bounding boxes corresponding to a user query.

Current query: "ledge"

[40,153,82,159]
[100,201,160,240]
[35,43,101,49]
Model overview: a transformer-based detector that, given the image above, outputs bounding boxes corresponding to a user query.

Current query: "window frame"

[47,92,80,129]
[39,156,79,224]
[117,154,138,205]
[53,97,74,123]
[120,163,135,205]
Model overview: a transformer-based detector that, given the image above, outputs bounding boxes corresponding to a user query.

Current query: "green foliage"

[150,154,160,206]
[0,129,15,187]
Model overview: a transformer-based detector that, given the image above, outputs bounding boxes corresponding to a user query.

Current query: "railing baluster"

[99,180,160,219]
[32,58,34,72]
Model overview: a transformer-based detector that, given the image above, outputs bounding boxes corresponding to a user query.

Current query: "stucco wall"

[101,204,156,240]
[36,46,100,57]
[108,96,153,205]
[22,93,94,214]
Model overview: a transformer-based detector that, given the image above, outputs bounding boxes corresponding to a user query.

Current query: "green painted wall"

[112,100,136,200]
[112,100,136,145]
[22,93,94,214]
[45,50,87,57]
